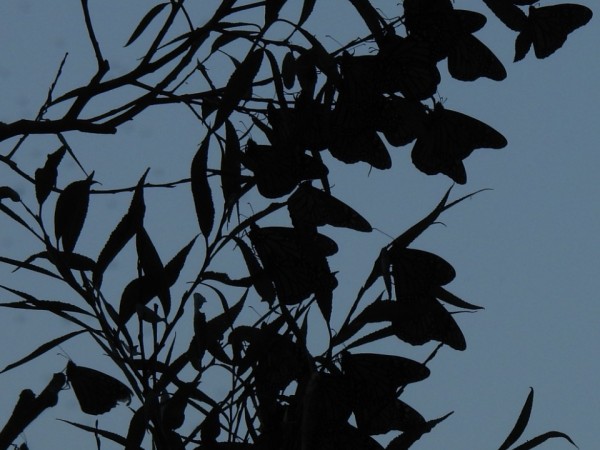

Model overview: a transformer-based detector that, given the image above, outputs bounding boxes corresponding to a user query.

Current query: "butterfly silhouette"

[515,4,593,61]
[287,182,372,232]
[411,102,507,184]
[66,361,132,415]
[248,226,338,307]
[242,139,328,199]
[341,352,429,434]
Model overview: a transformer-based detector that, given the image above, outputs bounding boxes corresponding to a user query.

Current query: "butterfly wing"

[287,182,372,232]
[529,4,592,59]
[447,34,507,81]
[412,103,507,183]
[391,296,467,351]
[67,361,132,415]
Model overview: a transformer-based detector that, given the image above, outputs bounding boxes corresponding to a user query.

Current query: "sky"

[0,1,598,449]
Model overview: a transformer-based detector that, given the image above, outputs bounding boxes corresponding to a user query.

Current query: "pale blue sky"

[0,1,598,449]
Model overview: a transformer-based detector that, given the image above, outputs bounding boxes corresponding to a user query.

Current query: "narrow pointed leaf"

[498,388,534,450]
[35,146,66,205]
[1,330,85,373]
[0,186,20,202]
[125,3,168,47]
[512,431,578,450]
[299,0,317,26]
[435,287,483,310]
[94,170,148,287]
[59,420,127,446]
[265,0,286,25]
[54,173,94,253]
[191,136,214,237]
[221,120,242,209]
[214,49,263,130]
[164,236,197,286]
[136,227,169,315]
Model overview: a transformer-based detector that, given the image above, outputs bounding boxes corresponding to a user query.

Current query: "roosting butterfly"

[287,182,372,232]
[248,226,338,309]
[341,352,429,433]
[66,360,132,415]
[241,139,328,198]
[514,4,592,61]
[411,102,507,184]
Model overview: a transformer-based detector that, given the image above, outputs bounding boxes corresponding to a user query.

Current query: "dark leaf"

[498,387,534,450]
[125,3,168,47]
[214,49,263,130]
[94,170,147,287]
[35,146,66,205]
[281,51,296,89]
[54,173,94,253]
[66,361,132,415]
[136,227,169,315]
[119,237,196,324]
[60,420,127,446]
[191,136,214,237]
[233,236,276,303]
[299,0,317,26]
[221,120,242,210]
[0,186,20,202]
[512,431,578,450]
[200,406,221,443]
[265,0,286,25]
[125,407,148,450]
[1,330,85,373]
[435,286,483,310]
[386,411,454,450]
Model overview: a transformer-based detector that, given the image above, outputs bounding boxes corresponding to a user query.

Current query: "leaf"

[281,51,296,89]
[15,251,96,272]
[34,146,66,205]
[125,3,168,47]
[1,330,85,373]
[213,49,263,130]
[498,388,534,450]
[221,120,242,211]
[191,136,214,237]
[299,0,317,26]
[233,236,276,303]
[435,286,483,310]
[512,431,578,450]
[60,420,127,446]
[136,227,169,315]
[0,186,20,202]
[54,172,94,253]
[119,237,196,324]
[94,170,148,287]
[265,0,286,25]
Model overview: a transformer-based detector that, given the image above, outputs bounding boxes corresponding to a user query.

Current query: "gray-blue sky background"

[0,1,598,449]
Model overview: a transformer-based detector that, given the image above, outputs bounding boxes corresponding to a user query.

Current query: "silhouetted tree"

[0,1,592,449]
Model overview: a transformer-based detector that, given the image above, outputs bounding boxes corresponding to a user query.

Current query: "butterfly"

[248,226,338,307]
[515,4,593,61]
[389,248,456,300]
[341,352,429,434]
[377,95,428,148]
[447,33,506,81]
[411,102,507,184]
[375,35,441,100]
[287,182,372,232]
[241,139,328,199]
[66,360,132,415]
